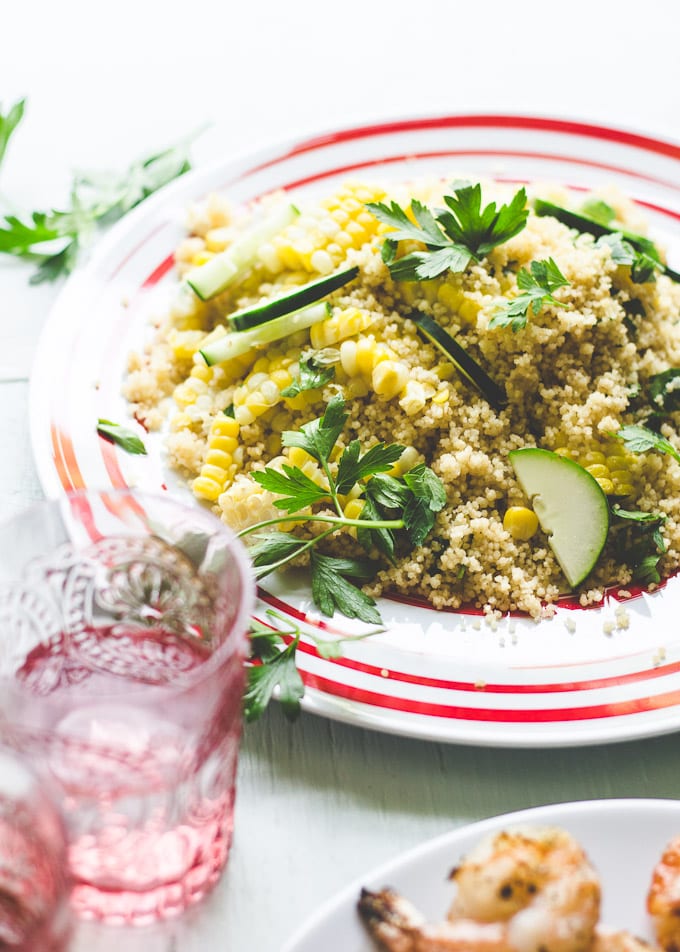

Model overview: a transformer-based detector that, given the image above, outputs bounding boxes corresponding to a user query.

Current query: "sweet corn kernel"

[399,380,427,416]
[596,477,615,494]
[503,506,539,541]
[211,417,240,438]
[372,359,410,399]
[582,451,607,466]
[200,464,229,484]
[344,499,365,521]
[192,476,223,501]
[432,388,450,405]
[288,446,314,468]
[586,464,609,479]
[211,434,239,454]
[613,482,635,496]
[205,449,233,470]
[204,227,232,252]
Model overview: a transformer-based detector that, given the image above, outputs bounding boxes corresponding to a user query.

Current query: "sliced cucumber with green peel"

[410,310,506,409]
[508,447,609,588]
[229,265,359,331]
[200,301,331,366]
[186,202,300,301]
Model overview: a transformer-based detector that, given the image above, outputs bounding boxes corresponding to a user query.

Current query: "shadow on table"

[242,703,680,821]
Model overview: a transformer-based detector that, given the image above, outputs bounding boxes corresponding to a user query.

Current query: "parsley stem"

[252,526,337,579]
[236,513,405,538]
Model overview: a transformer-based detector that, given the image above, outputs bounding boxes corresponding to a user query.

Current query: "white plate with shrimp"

[30,113,680,748]
[281,798,680,952]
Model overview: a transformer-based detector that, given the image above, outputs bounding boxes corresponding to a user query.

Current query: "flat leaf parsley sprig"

[237,394,446,625]
[489,258,571,332]
[366,181,529,281]
[244,610,381,722]
[0,99,203,283]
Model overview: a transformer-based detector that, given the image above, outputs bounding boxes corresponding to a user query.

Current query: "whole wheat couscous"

[123,176,680,622]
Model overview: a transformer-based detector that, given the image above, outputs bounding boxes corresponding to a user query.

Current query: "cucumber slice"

[229,265,359,331]
[186,203,300,301]
[508,447,610,588]
[410,310,506,409]
[199,302,331,366]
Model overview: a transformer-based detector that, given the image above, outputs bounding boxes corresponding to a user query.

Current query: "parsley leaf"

[252,463,329,514]
[310,552,382,624]
[534,198,680,283]
[280,351,337,397]
[648,369,680,414]
[0,99,26,175]
[96,419,147,455]
[335,440,404,495]
[367,182,528,282]
[596,233,660,284]
[610,505,667,587]
[248,530,309,572]
[489,258,570,332]
[0,127,202,282]
[402,463,447,545]
[244,627,304,722]
[237,397,446,623]
[613,424,680,465]
[281,393,348,465]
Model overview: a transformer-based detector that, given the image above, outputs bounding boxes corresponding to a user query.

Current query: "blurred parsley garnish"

[96,419,147,455]
[0,100,204,284]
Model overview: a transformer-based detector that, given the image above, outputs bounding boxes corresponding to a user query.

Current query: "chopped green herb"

[534,198,680,283]
[96,419,147,455]
[244,620,304,722]
[280,352,336,397]
[243,610,383,721]
[610,505,667,586]
[648,369,680,413]
[239,396,445,623]
[0,126,203,283]
[310,552,382,624]
[366,182,528,281]
[612,423,680,465]
[596,233,659,284]
[489,258,570,332]
[0,98,25,175]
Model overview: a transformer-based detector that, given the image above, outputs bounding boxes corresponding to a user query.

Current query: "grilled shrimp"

[593,928,662,952]
[647,835,680,952]
[358,825,601,952]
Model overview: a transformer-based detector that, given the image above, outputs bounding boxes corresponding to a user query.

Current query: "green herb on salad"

[534,198,680,283]
[489,258,570,332]
[280,350,337,397]
[612,423,680,466]
[0,98,25,175]
[366,182,529,281]
[244,609,383,722]
[0,118,204,283]
[237,394,445,624]
[96,419,147,455]
[610,505,668,586]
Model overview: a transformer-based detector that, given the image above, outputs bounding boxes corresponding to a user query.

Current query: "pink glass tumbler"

[0,490,254,926]
[0,746,72,950]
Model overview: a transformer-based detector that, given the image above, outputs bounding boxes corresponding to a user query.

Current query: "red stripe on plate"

[302,671,680,723]
[50,424,86,491]
[293,637,680,695]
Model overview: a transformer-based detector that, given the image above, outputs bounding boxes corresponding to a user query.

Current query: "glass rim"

[0,488,255,703]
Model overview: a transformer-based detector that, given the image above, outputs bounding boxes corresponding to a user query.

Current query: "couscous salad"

[124,177,680,622]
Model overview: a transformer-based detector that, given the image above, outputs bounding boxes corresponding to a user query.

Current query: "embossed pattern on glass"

[0,491,254,926]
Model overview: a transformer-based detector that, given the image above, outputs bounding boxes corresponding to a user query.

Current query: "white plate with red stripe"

[281,798,680,951]
[30,114,680,748]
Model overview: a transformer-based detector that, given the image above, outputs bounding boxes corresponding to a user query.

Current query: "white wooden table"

[3,1,680,948]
